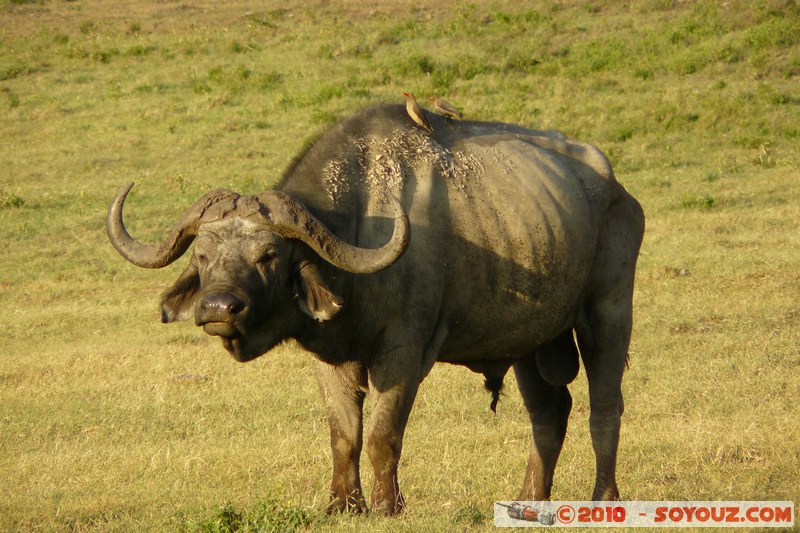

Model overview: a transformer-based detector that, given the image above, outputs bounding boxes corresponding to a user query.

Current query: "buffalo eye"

[257,246,277,266]
[195,252,209,269]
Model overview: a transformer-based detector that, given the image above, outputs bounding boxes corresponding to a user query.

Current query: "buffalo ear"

[295,260,343,322]
[160,264,200,323]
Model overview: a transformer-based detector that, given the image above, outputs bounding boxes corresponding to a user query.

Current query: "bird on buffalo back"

[403,92,434,133]
[429,96,464,120]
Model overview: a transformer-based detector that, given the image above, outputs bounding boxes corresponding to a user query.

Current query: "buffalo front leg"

[514,349,573,500]
[365,349,423,515]
[315,360,368,513]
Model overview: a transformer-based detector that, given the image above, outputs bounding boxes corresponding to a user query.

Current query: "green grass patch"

[680,193,715,210]
[184,501,315,533]
[0,189,26,208]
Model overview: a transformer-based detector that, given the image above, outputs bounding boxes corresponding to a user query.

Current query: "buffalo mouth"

[202,321,237,338]
[200,322,261,362]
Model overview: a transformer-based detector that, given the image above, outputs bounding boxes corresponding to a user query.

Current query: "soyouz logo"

[493,501,795,528]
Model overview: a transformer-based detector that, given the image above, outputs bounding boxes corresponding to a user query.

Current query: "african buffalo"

[107,104,644,515]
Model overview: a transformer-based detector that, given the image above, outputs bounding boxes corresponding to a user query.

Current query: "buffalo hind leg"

[576,277,636,502]
[315,360,368,513]
[365,347,423,515]
[514,351,573,500]
[576,193,643,500]
[576,299,629,501]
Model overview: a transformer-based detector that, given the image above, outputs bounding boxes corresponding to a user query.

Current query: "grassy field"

[1,0,799,530]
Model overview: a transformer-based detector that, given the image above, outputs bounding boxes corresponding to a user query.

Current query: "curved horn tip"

[113,182,135,201]
[107,182,135,228]
[106,181,197,269]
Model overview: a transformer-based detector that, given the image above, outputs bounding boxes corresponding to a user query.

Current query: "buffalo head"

[106,183,409,361]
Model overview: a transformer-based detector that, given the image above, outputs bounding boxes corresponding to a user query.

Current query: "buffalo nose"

[197,291,246,324]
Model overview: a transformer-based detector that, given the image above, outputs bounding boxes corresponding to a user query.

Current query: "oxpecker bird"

[429,96,464,120]
[403,92,433,133]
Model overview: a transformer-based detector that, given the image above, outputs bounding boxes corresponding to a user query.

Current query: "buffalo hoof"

[371,493,405,516]
[592,484,620,501]
[326,495,367,515]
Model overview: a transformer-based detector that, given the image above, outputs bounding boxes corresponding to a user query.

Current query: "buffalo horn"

[257,191,410,274]
[106,182,239,269]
